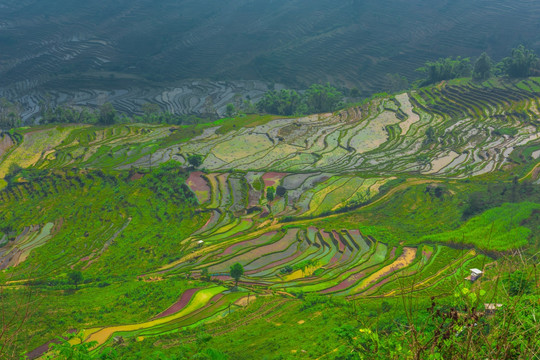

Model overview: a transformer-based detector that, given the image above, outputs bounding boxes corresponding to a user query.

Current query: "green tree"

[417,57,471,85]
[201,267,210,280]
[303,83,343,113]
[68,270,83,289]
[4,163,22,186]
[504,270,532,296]
[266,186,275,202]
[349,87,360,98]
[98,103,118,125]
[257,89,302,116]
[416,154,430,165]
[141,103,161,122]
[187,154,204,168]
[384,73,409,93]
[0,98,21,129]
[473,52,492,80]
[225,103,236,118]
[500,45,539,78]
[423,126,436,145]
[241,99,257,114]
[229,263,244,287]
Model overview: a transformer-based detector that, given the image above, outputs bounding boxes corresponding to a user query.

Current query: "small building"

[470,268,483,280]
[484,303,503,315]
[465,268,483,282]
[193,240,205,250]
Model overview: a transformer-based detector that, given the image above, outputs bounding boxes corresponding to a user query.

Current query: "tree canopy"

[229,263,244,287]
[68,271,83,289]
[499,45,539,78]
[98,103,118,125]
[187,154,204,168]
[0,98,21,129]
[417,57,471,85]
[256,83,343,116]
[473,52,492,80]
[266,187,275,202]
[257,89,303,116]
[303,83,343,114]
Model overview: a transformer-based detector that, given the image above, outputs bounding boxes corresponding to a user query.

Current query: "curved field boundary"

[137,292,246,337]
[383,249,477,296]
[220,231,278,256]
[153,288,201,319]
[186,172,211,204]
[0,223,54,270]
[203,219,254,243]
[244,240,302,273]
[280,241,383,293]
[84,286,226,347]
[208,230,297,273]
[348,247,417,295]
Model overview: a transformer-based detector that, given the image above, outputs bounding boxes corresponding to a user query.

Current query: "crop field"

[1,79,539,358]
[2,80,540,184]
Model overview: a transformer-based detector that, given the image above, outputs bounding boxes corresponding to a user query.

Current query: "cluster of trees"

[40,102,209,127]
[6,83,341,129]
[463,178,540,219]
[140,102,207,125]
[256,83,343,116]
[417,57,472,86]
[0,98,22,129]
[498,45,540,78]
[141,161,198,216]
[265,185,286,202]
[41,102,123,125]
[418,45,540,85]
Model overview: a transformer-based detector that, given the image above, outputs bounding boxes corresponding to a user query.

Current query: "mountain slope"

[1,79,539,359]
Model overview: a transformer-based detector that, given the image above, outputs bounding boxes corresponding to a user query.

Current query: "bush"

[256,83,343,116]
[499,45,540,78]
[416,57,471,85]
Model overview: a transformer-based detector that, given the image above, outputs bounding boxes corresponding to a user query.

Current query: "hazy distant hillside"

[2,0,540,95]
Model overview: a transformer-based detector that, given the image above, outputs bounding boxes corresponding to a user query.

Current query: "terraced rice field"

[4,79,540,354]
[4,80,540,182]
[0,223,55,270]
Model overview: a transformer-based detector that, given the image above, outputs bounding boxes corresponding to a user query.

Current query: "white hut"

[469,268,483,282]
[484,303,503,315]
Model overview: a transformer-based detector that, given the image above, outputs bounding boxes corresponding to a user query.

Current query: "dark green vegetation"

[257,84,343,116]
[416,45,540,86]
[229,263,244,287]
[0,78,539,359]
[417,57,472,86]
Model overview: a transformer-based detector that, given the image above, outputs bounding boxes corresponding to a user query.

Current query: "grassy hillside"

[0,79,539,359]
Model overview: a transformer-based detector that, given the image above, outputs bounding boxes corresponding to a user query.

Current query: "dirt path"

[520,160,540,181]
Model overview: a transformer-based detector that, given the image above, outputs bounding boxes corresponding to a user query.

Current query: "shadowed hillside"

[2,0,540,97]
